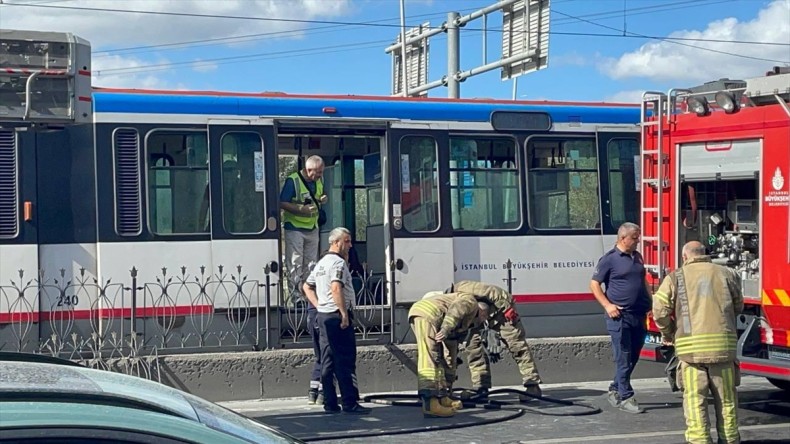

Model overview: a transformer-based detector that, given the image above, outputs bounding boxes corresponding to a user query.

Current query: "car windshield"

[182,392,299,444]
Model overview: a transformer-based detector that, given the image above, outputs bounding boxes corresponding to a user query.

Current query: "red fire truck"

[638,67,790,391]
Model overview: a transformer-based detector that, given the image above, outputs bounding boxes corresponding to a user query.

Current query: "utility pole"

[446,11,460,99]
[399,0,410,97]
[386,0,550,99]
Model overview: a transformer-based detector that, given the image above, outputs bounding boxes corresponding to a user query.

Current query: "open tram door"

[384,123,455,334]
[207,119,280,345]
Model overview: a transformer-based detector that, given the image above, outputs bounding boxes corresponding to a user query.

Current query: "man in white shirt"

[304,227,370,415]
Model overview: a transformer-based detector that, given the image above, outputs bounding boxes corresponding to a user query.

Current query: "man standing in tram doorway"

[303,227,370,415]
[445,280,543,401]
[409,290,489,418]
[652,241,743,444]
[280,154,327,404]
[590,222,651,414]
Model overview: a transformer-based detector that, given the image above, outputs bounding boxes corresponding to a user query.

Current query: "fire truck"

[638,67,790,391]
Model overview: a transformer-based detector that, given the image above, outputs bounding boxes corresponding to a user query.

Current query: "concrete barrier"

[158,336,667,402]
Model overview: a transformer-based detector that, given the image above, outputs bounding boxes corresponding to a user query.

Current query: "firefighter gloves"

[503,307,519,323]
[483,327,503,364]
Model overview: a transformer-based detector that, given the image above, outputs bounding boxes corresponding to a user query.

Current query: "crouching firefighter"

[447,280,543,402]
[652,241,744,444]
[409,291,489,418]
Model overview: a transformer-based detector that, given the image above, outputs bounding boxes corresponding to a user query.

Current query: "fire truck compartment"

[678,177,760,301]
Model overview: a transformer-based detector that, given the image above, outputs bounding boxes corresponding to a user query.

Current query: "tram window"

[146,131,209,235]
[221,132,265,234]
[607,138,640,229]
[399,136,439,233]
[449,137,520,231]
[353,159,369,241]
[527,137,600,230]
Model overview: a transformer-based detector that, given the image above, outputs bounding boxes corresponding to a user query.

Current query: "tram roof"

[92,88,641,125]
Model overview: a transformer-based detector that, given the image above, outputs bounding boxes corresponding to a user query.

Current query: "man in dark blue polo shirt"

[590,222,651,414]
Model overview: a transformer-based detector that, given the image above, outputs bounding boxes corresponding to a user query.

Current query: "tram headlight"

[715,91,740,114]
[686,96,710,117]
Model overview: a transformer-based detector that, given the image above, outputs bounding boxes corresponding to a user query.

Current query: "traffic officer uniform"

[305,251,369,414]
[449,280,542,398]
[409,291,484,418]
[653,256,743,444]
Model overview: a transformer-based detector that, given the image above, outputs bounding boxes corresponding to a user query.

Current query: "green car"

[0,353,304,444]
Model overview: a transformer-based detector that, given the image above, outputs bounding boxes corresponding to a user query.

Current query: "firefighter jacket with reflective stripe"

[409,292,481,339]
[282,172,323,230]
[453,280,514,315]
[652,256,744,364]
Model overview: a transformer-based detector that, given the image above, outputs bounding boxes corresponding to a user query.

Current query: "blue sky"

[2,0,788,102]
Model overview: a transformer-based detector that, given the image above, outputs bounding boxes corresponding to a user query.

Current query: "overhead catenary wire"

[93,0,746,57]
[550,8,790,65]
[3,0,788,49]
[4,0,787,76]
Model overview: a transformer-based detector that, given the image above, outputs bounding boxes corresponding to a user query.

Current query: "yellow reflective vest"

[282,172,323,230]
[652,256,744,364]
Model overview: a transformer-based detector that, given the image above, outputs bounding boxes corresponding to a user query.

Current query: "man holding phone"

[280,154,327,403]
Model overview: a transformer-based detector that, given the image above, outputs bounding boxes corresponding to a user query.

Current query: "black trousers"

[307,305,322,383]
[317,310,359,409]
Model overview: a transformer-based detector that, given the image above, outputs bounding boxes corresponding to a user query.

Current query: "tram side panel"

[0,129,40,352]
[92,121,273,351]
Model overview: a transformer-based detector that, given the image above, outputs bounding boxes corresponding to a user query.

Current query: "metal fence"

[0,264,391,382]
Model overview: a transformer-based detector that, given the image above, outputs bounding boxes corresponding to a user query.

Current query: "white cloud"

[1,0,353,89]
[604,90,645,104]
[92,54,174,89]
[602,0,790,83]
[1,0,354,49]
[552,51,597,68]
[192,61,219,73]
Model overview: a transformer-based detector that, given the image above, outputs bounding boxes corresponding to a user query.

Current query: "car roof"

[0,356,303,444]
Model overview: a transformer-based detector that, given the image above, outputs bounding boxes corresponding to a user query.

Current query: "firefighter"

[447,280,542,401]
[652,241,743,444]
[409,290,489,418]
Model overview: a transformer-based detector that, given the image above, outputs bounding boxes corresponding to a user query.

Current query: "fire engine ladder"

[640,92,670,283]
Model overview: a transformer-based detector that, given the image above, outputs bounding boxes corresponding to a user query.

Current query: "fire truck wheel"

[767,378,790,392]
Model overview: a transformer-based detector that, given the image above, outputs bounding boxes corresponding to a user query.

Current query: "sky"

[1,0,788,103]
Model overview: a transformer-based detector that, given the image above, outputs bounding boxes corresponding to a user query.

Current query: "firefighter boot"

[422,397,455,418]
[519,384,542,403]
[439,396,463,411]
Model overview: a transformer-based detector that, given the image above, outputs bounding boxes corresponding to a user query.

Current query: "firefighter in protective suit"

[652,241,743,444]
[409,291,489,418]
[447,280,542,401]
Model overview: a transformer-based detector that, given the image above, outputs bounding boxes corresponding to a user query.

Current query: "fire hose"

[299,388,601,442]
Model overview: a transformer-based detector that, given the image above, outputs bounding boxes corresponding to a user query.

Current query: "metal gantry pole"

[399,0,410,97]
[447,11,460,98]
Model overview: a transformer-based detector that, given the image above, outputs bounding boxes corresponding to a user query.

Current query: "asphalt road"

[222,376,790,444]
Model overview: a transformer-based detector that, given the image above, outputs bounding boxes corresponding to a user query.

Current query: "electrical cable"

[295,387,601,442]
[4,1,786,75]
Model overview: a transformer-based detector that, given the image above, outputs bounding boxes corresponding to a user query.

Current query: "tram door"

[596,129,641,248]
[207,120,280,309]
[385,124,454,304]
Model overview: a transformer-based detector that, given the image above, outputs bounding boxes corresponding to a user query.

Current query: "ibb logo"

[772,167,785,191]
